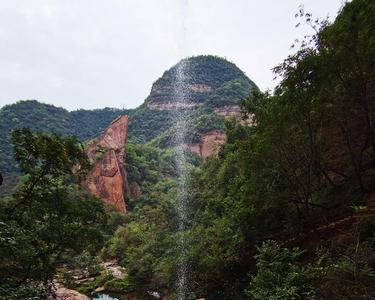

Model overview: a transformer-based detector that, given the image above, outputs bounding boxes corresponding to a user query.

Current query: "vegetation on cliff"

[106,0,375,299]
[0,101,130,195]
[146,55,258,108]
[0,56,256,191]
[0,0,374,299]
[128,55,258,145]
[126,105,176,143]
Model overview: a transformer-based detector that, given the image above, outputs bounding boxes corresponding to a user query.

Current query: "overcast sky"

[0,0,345,110]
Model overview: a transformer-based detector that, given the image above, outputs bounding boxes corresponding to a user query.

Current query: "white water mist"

[172,58,191,300]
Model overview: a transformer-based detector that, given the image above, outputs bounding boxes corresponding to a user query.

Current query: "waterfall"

[172,58,191,300]
[173,2,191,298]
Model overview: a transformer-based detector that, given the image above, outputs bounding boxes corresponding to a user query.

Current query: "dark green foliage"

[75,270,135,295]
[247,241,319,300]
[246,221,375,300]
[319,231,375,299]
[146,55,258,108]
[104,186,179,294]
[126,143,175,185]
[0,100,74,176]
[204,77,255,108]
[71,107,130,141]
[1,1,373,298]
[125,143,177,210]
[151,111,225,147]
[103,142,202,296]
[0,100,130,195]
[0,283,50,300]
[106,212,176,291]
[0,129,107,298]
[131,55,257,146]
[106,1,375,299]
[185,123,299,299]
[0,56,256,195]
[187,1,375,298]
[127,105,176,143]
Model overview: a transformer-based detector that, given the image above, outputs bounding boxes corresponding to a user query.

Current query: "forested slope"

[0,100,130,194]
[0,1,374,298]
[0,56,258,191]
[106,1,375,299]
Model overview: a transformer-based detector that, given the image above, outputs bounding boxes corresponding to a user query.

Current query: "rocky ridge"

[86,115,129,212]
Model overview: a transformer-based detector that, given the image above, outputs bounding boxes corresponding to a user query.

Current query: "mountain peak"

[146,55,258,110]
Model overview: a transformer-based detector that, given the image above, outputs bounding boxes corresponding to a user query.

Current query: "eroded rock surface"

[213,105,242,118]
[185,130,227,158]
[102,260,125,279]
[188,83,213,93]
[86,115,128,212]
[147,101,198,110]
[55,288,89,300]
[214,105,256,125]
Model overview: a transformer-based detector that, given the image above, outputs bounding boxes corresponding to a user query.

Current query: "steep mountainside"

[0,100,130,194]
[0,101,73,174]
[0,55,258,193]
[104,2,375,298]
[128,55,258,144]
[146,55,257,110]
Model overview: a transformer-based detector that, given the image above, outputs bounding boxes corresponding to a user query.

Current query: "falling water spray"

[172,1,191,299]
[172,58,191,300]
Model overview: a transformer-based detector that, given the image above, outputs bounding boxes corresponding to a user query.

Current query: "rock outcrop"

[184,130,227,158]
[213,105,242,118]
[189,83,213,93]
[147,101,198,110]
[214,105,256,125]
[86,115,128,212]
[55,288,89,300]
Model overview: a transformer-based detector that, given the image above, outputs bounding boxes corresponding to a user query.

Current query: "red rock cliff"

[86,115,128,212]
[184,130,227,158]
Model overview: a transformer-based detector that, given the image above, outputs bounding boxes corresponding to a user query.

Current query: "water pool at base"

[91,292,120,300]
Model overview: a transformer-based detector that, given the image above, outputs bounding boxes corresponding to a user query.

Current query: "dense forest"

[0,0,374,299]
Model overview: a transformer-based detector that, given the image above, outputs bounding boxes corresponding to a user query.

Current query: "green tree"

[0,128,107,298]
[246,241,319,300]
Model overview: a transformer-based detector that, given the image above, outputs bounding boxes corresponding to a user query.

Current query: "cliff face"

[213,105,256,125]
[184,130,227,158]
[86,115,128,212]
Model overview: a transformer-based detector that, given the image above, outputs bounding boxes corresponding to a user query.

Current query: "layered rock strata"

[214,105,256,125]
[147,101,198,110]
